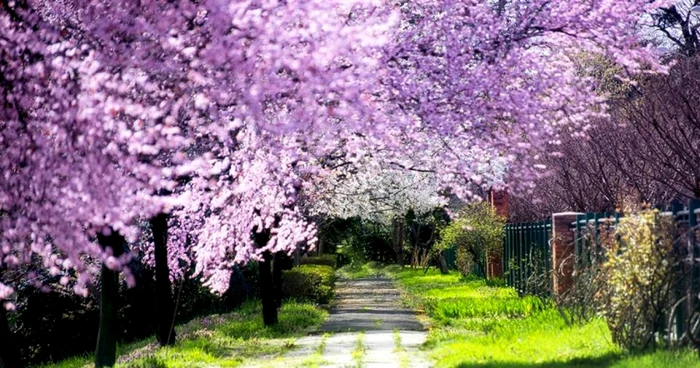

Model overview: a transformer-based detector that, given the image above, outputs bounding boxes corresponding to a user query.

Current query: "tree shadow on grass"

[454,353,622,368]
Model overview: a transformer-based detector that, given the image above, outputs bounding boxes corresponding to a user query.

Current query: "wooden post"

[551,212,582,296]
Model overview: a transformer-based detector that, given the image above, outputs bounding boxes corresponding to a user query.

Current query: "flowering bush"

[598,209,678,351]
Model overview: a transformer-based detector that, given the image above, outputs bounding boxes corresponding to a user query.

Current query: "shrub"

[301,254,338,269]
[597,209,679,351]
[282,265,337,304]
[7,261,259,366]
[438,202,505,278]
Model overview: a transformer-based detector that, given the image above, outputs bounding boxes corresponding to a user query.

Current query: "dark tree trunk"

[293,247,301,267]
[272,252,294,309]
[95,231,125,368]
[272,253,284,310]
[317,238,323,256]
[438,252,450,275]
[150,213,176,346]
[393,218,404,266]
[259,251,277,326]
[0,298,22,368]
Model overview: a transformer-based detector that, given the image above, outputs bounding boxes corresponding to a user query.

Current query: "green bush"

[598,209,678,351]
[282,265,337,304]
[300,254,338,268]
[437,202,505,278]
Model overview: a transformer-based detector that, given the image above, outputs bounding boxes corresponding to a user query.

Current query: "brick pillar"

[490,189,509,218]
[488,189,508,279]
[486,250,503,279]
[551,212,582,295]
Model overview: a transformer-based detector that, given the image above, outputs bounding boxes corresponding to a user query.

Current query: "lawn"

[340,263,700,368]
[39,300,328,368]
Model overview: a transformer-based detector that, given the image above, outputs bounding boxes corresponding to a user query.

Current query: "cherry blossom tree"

[2,0,395,364]
[382,0,669,199]
[1,0,675,365]
[310,159,447,225]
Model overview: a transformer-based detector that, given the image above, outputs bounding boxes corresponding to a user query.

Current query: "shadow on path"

[318,277,425,333]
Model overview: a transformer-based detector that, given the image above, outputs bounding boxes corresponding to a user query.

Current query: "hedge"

[282,264,336,304]
[300,254,338,269]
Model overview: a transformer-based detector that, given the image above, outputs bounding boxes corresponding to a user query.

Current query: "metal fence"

[503,198,700,342]
[503,220,552,294]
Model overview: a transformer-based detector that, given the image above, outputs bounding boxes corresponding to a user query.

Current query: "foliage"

[281,265,337,305]
[383,266,700,368]
[0,0,685,364]
[334,219,396,265]
[300,255,338,269]
[336,262,402,280]
[8,265,257,366]
[438,203,505,278]
[510,54,700,221]
[310,158,448,226]
[0,0,673,305]
[42,300,328,368]
[405,208,450,268]
[597,209,679,351]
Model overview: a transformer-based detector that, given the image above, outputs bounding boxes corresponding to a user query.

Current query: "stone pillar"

[551,212,582,295]
[488,189,508,279]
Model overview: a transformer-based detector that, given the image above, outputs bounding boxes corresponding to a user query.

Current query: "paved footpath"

[245,277,432,368]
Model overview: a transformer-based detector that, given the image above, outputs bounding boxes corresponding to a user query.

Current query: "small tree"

[439,203,505,278]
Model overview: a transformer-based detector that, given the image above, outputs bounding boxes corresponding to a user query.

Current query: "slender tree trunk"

[317,238,323,256]
[150,213,176,346]
[293,247,301,267]
[259,251,277,326]
[0,298,21,368]
[438,252,450,275]
[393,218,404,266]
[95,231,125,368]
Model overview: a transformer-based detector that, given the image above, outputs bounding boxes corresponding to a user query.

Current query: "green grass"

[336,262,396,279]
[40,300,328,368]
[379,266,700,368]
[351,332,366,367]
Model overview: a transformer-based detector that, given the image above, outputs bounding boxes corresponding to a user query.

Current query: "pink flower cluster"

[0,0,666,303]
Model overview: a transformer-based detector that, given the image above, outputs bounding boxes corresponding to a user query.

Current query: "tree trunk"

[317,238,323,256]
[393,218,404,266]
[0,300,21,368]
[274,252,294,309]
[272,252,283,310]
[438,252,450,275]
[95,231,125,368]
[150,213,176,346]
[293,247,301,267]
[259,251,278,326]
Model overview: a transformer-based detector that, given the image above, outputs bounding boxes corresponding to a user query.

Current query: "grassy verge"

[336,262,397,279]
[39,300,328,368]
[349,265,700,368]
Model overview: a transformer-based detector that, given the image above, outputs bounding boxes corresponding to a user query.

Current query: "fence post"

[551,212,583,296]
[488,189,508,279]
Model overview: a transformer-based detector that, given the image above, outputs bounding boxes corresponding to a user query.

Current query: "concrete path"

[242,277,432,368]
[319,278,426,333]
